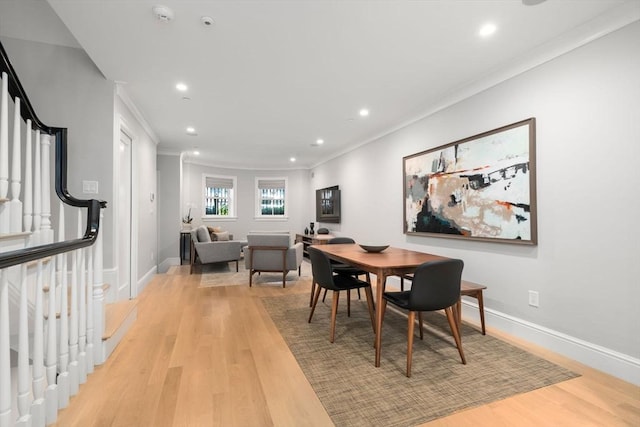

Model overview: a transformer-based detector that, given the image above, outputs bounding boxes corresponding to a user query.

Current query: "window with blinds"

[204,175,236,216]
[256,177,287,217]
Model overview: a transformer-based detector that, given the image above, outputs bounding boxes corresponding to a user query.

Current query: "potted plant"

[182,208,193,229]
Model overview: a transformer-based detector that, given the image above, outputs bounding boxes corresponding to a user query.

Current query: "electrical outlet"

[528,290,539,308]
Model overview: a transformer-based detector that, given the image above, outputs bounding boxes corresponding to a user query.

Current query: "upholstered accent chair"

[189,225,246,274]
[245,233,304,287]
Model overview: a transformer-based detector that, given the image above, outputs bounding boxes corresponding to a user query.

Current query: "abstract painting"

[403,118,537,244]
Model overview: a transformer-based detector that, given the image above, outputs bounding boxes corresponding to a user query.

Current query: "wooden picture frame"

[403,118,537,245]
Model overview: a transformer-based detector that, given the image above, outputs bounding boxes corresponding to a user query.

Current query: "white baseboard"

[460,300,640,387]
[158,257,181,274]
[96,305,137,365]
[102,268,117,303]
[137,265,157,294]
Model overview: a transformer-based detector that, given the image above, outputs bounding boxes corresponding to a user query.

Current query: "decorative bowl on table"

[359,244,389,253]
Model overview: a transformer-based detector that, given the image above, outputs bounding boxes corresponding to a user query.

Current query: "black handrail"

[0,40,107,269]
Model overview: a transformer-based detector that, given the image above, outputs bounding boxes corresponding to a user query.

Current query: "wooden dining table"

[310,243,448,367]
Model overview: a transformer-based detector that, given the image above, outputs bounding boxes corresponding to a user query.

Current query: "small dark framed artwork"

[403,118,537,245]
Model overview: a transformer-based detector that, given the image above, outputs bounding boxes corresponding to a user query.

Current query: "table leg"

[374,271,386,367]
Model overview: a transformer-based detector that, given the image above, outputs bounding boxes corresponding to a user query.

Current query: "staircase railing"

[0,39,107,426]
[0,42,106,270]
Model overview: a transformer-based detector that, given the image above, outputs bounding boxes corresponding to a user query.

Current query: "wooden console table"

[295,233,334,258]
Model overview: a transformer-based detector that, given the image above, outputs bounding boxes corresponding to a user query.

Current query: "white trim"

[137,265,157,294]
[158,257,180,274]
[115,84,159,144]
[202,173,237,218]
[97,305,137,365]
[116,120,137,300]
[254,176,288,219]
[459,301,640,387]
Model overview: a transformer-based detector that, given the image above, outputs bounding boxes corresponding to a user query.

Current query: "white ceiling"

[2,0,639,169]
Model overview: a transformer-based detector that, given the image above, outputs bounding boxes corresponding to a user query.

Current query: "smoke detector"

[152,5,174,23]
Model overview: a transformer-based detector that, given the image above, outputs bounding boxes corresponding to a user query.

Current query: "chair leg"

[364,286,376,333]
[330,291,340,343]
[249,269,254,287]
[308,285,322,323]
[347,290,351,317]
[417,312,424,340]
[400,276,404,291]
[322,288,328,303]
[282,271,286,288]
[235,260,239,272]
[445,306,466,364]
[407,311,416,377]
[310,279,316,307]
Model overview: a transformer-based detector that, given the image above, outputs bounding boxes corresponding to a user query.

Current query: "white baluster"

[68,216,80,396]
[10,97,22,233]
[32,130,41,246]
[0,270,11,427]
[77,210,87,384]
[56,203,69,409]
[23,121,33,236]
[45,261,57,424]
[86,246,95,373]
[40,134,52,244]
[93,211,105,364]
[16,265,31,426]
[30,261,46,426]
[0,72,9,234]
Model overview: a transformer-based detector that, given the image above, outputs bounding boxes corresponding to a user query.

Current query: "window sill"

[254,216,289,221]
[202,216,238,222]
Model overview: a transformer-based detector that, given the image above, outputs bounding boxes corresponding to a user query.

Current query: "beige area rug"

[262,293,579,427]
[198,259,312,287]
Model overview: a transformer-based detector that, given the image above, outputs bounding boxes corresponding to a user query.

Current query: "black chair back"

[308,247,338,290]
[328,237,355,244]
[409,259,464,311]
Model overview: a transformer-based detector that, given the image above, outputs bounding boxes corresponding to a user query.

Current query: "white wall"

[311,22,640,383]
[157,153,181,271]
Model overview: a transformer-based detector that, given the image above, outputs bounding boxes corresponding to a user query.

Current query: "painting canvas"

[404,118,537,244]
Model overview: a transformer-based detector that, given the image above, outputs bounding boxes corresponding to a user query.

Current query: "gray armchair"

[245,233,304,287]
[189,225,246,274]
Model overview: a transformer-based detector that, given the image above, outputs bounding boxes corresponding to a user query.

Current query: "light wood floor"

[53,264,639,427]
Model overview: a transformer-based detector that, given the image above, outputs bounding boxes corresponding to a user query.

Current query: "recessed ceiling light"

[479,23,497,38]
[359,109,369,117]
[193,150,200,156]
[316,139,324,145]
[176,82,188,91]
[290,157,296,162]
[201,16,214,26]
[186,126,196,134]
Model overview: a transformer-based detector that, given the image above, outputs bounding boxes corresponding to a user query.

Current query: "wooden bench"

[399,275,487,335]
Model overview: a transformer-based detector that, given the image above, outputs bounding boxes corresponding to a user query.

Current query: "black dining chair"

[311,237,371,307]
[308,247,376,343]
[381,258,466,377]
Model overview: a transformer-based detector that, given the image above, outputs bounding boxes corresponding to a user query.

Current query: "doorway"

[118,129,132,300]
